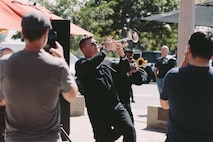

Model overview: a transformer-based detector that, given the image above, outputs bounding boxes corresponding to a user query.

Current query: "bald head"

[161,45,169,57]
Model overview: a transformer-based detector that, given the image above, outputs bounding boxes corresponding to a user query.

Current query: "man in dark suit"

[75,36,136,142]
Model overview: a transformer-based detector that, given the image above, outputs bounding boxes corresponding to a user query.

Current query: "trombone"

[131,57,148,81]
[135,57,148,68]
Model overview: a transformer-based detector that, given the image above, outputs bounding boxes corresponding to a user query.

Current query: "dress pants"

[87,102,136,142]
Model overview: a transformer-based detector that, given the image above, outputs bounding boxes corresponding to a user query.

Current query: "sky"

[20,0,63,4]
[20,0,50,3]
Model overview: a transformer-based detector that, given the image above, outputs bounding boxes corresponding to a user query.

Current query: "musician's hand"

[115,45,125,57]
[104,36,113,52]
[129,63,137,74]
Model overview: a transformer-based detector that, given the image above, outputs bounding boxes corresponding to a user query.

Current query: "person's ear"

[187,46,191,55]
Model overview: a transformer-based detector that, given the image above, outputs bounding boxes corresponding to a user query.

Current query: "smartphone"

[44,30,57,52]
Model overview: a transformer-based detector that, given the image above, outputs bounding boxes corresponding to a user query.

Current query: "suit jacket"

[75,50,129,109]
[113,69,143,104]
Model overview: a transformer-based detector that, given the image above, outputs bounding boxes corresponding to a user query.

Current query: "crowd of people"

[0,10,213,142]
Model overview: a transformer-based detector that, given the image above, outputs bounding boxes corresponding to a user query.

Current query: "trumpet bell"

[111,30,139,51]
[116,30,139,43]
[129,31,139,43]
[136,57,148,67]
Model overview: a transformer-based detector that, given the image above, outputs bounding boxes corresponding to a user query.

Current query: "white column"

[177,0,195,66]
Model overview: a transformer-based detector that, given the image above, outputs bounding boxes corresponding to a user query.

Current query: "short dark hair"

[21,11,52,42]
[22,29,47,42]
[188,31,213,59]
[79,35,93,49]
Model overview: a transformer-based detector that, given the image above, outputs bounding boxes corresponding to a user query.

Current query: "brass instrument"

[131,57,149,82]
[136,57,148,68]
[111,30,139,51]
[116,30,139,43]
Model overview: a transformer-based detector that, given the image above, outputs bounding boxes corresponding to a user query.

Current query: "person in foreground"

[0,11,78,142]
[160,31,213,142]
[75,36,136,142]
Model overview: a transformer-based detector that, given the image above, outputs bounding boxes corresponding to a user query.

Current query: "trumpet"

[116,30,139,43]
[111,30,139,51]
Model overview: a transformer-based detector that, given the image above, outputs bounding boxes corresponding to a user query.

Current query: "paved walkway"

[69,84,167,142]
[69,105,167,142]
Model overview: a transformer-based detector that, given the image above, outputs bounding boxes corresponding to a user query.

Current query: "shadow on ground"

[137,114,147,117]
[142,127,166,133]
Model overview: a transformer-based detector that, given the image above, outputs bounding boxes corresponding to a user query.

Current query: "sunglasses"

[90,41,98,46]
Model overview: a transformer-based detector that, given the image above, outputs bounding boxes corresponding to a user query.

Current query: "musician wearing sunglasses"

[75,36,136,142]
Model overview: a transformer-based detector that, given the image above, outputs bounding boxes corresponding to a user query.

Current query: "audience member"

[154,45,176,94]
[0,11,78,142]
[0,48,10,142]
[75,36,136,142]
[0,91,5,142]
[160,31,213,142]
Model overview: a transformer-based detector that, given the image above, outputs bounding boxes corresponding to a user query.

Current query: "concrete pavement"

[69,84,167,142]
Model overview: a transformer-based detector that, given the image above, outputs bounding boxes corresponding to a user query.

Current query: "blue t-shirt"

[161,65,213,142]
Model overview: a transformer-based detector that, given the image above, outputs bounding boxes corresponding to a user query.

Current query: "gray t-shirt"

[0,50,73,142]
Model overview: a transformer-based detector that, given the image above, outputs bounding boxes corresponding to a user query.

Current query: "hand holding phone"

[44,30,57,52]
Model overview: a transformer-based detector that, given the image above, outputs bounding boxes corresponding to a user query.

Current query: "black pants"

[123,103,134,124]
[87,102,136,142]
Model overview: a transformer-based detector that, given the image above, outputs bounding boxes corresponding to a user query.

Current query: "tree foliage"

[74,0,179,52]
[139,0,179,51]
[24,0,179,54]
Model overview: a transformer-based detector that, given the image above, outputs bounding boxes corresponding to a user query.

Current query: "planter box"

[147,106,168,131]
[70,95,85,116]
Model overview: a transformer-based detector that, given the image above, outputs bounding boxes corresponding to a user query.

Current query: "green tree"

[75,0,179,52]
[13,0,179,55]
[139,0,179,51]
[29,0,86,53]
[30,0,84,20]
